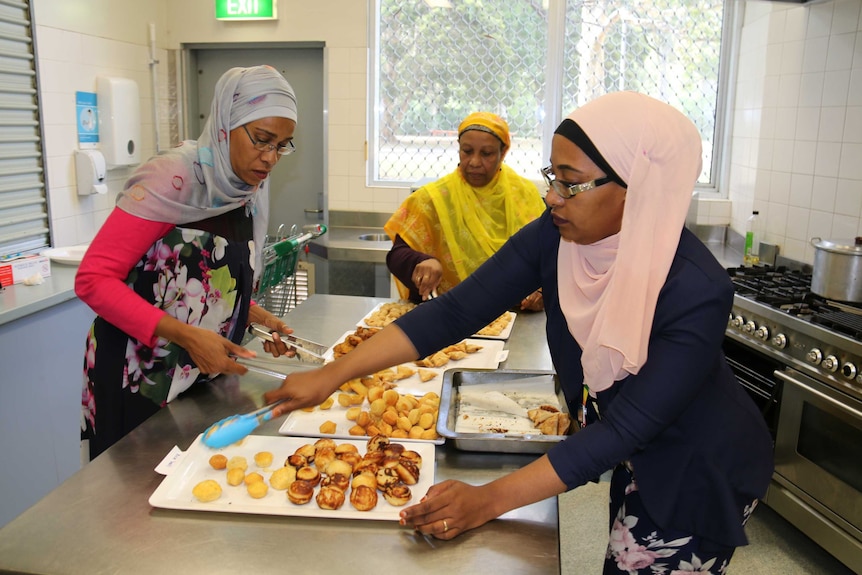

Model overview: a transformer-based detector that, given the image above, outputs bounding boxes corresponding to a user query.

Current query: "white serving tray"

[149,434,436,521]
[357,303,517,340]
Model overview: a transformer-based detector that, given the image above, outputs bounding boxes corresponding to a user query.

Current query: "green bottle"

[743,211,760,265]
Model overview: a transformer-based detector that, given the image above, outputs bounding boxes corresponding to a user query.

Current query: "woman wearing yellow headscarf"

[384,112,546,308]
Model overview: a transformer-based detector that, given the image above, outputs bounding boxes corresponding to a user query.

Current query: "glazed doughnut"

[349,484,378,511]
[287,479,315,505]
[285,453,307,468]
[382,484,412,506]
[321,472,350,492]
[394,461,420,485]
[400,450,422,469]
[367,434,390,452]
[254,451,274,468]
[208,454,228,470]
[316,485,346,510]
[269,466,297,490]
[296,465,321,487]
[324,459,353,478]
[192,479,222,502]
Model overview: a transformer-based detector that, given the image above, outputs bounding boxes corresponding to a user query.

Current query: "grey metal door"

[192,46,325,236]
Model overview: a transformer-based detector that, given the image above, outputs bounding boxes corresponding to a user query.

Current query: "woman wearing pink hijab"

[265,91,773,573]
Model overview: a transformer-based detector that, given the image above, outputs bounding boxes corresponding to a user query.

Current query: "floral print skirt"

[603,464,757,574]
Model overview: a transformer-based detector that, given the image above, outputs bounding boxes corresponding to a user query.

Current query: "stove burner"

[728,265,862,341]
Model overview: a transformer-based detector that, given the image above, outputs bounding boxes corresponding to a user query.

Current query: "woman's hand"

[247,304,296,358]
[519,289,544,312]
[413,259,443,300]
[263,366,340,417]
[399,480,498,540]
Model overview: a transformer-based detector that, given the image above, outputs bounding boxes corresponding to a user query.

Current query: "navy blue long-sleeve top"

[394,209,774,547]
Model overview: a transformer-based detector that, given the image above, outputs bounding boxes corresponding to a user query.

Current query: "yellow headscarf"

[458,112,511,149]
[385,162,545,300]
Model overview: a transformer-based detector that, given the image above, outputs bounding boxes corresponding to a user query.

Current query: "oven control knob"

[731,315,744,329]
[842,362,857,380]
[743,320,756,334]
[771,333,787,349]
[754,326,769,340]
[807,348,823,365]
[822,355,839,373]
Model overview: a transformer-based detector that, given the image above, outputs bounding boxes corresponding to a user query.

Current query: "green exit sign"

[215,0,277,20]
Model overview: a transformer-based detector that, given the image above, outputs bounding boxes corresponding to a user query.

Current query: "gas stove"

[726,265,862,402]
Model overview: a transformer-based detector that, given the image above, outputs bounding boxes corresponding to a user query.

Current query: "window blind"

[0,0,47,258]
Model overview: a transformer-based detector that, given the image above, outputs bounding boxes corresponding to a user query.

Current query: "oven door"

[771,367,862,569]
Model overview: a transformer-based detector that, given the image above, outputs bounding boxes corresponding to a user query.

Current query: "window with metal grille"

[0,0,46,259]
[370,0,732,190]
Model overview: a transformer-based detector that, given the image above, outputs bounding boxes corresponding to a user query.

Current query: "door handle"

[304,209,323,214]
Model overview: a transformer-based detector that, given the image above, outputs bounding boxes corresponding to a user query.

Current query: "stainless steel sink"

[357,233,390,242]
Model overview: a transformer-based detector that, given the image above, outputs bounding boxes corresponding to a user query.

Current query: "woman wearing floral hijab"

[266,92,774,573]
[76,66,298,459]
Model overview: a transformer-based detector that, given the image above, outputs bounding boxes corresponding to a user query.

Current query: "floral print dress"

[82,208,254,459]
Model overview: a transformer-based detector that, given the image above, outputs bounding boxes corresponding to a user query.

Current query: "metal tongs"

[247,323,328,364]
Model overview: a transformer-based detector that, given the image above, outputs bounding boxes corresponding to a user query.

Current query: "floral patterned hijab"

[116,66,297,277]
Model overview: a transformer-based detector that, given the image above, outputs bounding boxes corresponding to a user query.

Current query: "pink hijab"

[556,92,702,395]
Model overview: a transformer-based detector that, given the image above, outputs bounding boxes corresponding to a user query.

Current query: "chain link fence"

[372,0,726,187]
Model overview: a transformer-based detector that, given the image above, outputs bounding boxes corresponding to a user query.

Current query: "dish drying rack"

[254,223,327,316]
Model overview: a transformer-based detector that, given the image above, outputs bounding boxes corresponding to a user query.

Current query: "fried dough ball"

[287,479,315,505]
[351,472,378,491]
[296,465,321,487]
[269,466,297,490]
[285,454,307,468]
[226,467,245,486]
[394,461,420,485]
[335,443,359,456]
[316,485,346,510]
[295,444,316,461]
[400,450,422,469]
[367,434,390,452]
[192,479,222,502]
[321,472,350,492]
[254,451,274,468]
[314,438,337,452]
[247,480,268,499]
[382,484,412,506]
[383,443,405,458]
[350,484,378,511]
[376,466,400,489]
[337,452,361,471]
[208,454,228,470]
[226,456,248,471]
[314,447,336,473]
[362,450,385,465]
[244,472,264,485]
[319,420,337,434]
[353,459,379,477]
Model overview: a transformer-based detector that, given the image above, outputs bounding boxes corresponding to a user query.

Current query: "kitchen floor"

[558,479,856,574]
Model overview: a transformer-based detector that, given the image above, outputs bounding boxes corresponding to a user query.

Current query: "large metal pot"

[810,237,862,303]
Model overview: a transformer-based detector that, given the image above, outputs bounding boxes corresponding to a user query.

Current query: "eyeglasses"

[242,124,296,156]
[540,165,612,199]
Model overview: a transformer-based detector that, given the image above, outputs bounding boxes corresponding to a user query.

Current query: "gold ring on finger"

[443,519,449,532]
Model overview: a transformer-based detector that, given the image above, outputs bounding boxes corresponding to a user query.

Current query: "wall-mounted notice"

[76,91,99,148]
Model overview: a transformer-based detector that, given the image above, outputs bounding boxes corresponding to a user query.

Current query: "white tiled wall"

[729,0,862,263]
[33,0,171,248]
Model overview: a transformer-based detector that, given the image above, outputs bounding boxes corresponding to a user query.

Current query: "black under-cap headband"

[554,119,627,189]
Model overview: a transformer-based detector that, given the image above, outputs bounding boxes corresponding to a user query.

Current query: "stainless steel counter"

[309,225,391,263]
[0,264,78,326]
[0,294,558,575]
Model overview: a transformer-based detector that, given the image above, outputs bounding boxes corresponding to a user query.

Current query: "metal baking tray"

[437,368,574,454]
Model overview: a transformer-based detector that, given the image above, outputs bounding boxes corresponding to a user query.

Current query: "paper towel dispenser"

[97,76,141,167]
[75,149,107,195]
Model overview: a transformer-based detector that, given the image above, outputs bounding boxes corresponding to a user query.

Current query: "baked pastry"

[324,458,353,477]
[314,438,337,451]
[254,451,274,468]
[192,479,222,502]
[247,480,268,499]
[361,450,385,465]
[226,456,248,471]
[269,466,297,490]
[321,472,350,492]
[335,443,359,456]
[295,443,316,461]
[400,450,422,469]
[351,472,378,491]
[394,461,420,485]
[319,420,337,434]
[337,452,361,471]
[316,485,346,510]
[376,466,400,489]
[287,479,315,505]
[226,467,245,486]
[417,369,437,382]
[285,454,307,468]
[382,484,412,506]
[367,434,390,452]
[296,465,321,487]
[243,472,264,485]
[314,447,336,473]
[349,484,378,511]
[383,443,405,458]
[353,459,379,478]
[208,454,228,470]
